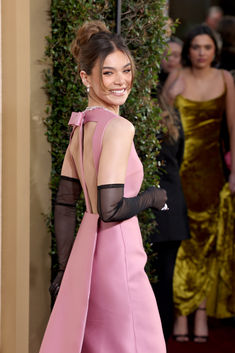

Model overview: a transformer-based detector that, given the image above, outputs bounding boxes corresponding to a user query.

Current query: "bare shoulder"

[163,68,186,104]
[164,68,186,89]
[104,116,135,141]
[222,69,235,86]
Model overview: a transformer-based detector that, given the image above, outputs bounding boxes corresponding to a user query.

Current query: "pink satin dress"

[39,107,166,353]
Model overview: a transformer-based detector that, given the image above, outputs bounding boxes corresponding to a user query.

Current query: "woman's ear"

[80,71,91,89]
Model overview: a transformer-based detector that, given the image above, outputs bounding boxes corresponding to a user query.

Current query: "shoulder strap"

[68,111,92,213]
[85,108,118,173]
[68,108,118,211]
[221,69,227,93]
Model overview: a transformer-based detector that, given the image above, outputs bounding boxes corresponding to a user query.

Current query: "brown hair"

[71,20,135,84]
[158,95,180,142]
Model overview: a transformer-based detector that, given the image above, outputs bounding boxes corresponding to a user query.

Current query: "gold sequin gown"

[173,92,235,318]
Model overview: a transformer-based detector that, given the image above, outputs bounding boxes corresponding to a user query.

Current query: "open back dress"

[39,107,166,353]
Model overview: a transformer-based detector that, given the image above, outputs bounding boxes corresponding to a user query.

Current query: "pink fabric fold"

[68,111,85,126]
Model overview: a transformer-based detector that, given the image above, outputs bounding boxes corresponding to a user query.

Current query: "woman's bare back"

[62,116,134,214]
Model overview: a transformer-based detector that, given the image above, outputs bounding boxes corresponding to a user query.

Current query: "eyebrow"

[102,63,131,70]
[191,44,213,46]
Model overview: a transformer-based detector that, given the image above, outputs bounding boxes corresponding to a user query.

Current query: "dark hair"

[71,21,135,83]
[181,24,219,67]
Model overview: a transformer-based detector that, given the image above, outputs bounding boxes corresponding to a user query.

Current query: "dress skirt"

[82,216,165,352]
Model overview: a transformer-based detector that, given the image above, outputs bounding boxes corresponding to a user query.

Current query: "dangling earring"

[87,86,90,94]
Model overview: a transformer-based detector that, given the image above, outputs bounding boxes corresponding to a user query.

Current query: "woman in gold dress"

[163,24,235,342]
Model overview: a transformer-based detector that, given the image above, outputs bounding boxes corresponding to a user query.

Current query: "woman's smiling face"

[81,50,133,113]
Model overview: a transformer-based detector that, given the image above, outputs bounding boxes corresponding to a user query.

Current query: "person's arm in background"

[224,70,235,194]
[162,68,185,106]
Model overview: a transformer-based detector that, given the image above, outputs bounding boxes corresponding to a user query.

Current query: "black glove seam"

[60,175,80,183]
[55,201,77,208]
[98,183,124,190]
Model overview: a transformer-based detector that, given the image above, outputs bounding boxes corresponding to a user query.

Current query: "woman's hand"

[151,187,168,210]
[162,69,185,105]
[229,172,235,194]
[168,74,185,102]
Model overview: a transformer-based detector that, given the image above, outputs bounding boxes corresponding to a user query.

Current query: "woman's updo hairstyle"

[71,20,135,83]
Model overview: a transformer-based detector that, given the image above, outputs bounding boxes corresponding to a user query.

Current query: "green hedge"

[44,0,169,281]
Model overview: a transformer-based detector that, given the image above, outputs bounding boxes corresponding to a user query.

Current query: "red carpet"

[167,318,235,353]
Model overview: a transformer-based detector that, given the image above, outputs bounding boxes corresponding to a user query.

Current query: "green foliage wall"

[44,0,168,279]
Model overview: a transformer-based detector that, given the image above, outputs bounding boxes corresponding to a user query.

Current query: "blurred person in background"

[217,16,235,72]
[163,24,235,343]
[151,97,190,343]
[158,37,183,87]
[150,36,189,343]
[204,6,223,50]
[217,17,235,179]
[205,6,223,31]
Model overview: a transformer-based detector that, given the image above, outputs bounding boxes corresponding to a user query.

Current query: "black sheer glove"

[97,184,167,222]
[49,176,82,301]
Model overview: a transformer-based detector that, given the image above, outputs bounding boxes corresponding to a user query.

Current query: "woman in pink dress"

[39,21,167,353]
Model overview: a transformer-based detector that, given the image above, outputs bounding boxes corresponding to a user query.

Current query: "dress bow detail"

[68,112,85,126]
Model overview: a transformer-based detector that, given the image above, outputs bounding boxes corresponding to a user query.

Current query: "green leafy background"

[44,0,169,282]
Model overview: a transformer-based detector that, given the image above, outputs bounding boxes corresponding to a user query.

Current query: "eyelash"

[102,69,132,76]
[192,46,212,50]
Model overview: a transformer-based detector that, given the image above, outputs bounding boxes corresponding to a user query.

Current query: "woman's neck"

[189,66,213,79]
[87,97,120,115]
